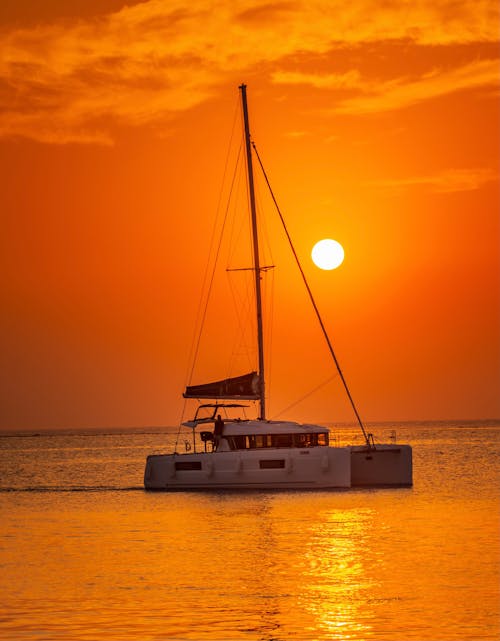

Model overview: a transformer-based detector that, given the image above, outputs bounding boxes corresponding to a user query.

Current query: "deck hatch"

[175,461,202,471]
[259,459,285,469]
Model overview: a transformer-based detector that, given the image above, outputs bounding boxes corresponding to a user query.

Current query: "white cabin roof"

[221,420,328,436]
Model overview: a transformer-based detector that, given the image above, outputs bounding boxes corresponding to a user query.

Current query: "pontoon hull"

[144,446,351,490]
[350,444,413,487]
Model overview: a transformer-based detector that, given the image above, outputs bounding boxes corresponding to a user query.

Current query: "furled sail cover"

[184,371,260,400]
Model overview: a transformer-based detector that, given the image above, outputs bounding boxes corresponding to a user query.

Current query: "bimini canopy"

[184,371,260,400]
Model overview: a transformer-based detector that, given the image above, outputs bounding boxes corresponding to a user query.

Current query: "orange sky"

[0,0,499,429]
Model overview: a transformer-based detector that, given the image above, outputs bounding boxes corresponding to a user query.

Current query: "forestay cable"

[251,141,372,448]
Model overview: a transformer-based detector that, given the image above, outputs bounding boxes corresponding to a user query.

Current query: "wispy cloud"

[283,130,309,138]
[370,168,499,193]
[272,60,499,114]
[272,70,362,90]
[0,0,498,143]
[334,60,500,114]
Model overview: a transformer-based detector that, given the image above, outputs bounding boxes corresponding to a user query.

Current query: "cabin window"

[294,433,329,447]
[225,432,328,450]
[175,461,202,471]
[294,433,312,447]
[226,435,247,450]
[248,434,271,449]
[271,434,293,448]
[259,459,285,469]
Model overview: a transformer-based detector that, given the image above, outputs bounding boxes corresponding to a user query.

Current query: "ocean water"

[0,421,498,641]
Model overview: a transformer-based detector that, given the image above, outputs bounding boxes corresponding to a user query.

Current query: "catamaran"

[144,84,412,491]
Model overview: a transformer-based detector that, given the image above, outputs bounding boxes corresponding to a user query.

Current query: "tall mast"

[239,83,266,420]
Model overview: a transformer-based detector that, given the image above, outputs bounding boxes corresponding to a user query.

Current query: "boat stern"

[350,444,413,487]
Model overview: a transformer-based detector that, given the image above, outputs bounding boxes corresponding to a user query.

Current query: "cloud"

[283,130,309,138]
[272,70,362,90]
[0,0,498,143]
[332,59,500,114]
[370,168,499,193]
[271,59,499,114]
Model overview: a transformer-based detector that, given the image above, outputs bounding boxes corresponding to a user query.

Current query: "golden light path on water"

[300,509,374,639]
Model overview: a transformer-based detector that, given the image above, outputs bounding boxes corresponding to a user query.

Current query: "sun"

[311,239,345,270]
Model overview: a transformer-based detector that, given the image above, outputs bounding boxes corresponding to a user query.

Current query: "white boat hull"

[144,446,351,490]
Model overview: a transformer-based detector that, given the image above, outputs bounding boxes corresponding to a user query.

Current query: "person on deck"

[214,414,224,449]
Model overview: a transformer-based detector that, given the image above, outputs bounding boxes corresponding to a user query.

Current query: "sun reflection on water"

[299,508,376,639]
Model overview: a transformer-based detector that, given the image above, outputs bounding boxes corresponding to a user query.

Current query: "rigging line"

[184,98,239,386]
[227,268,255,373]
[184,98,241,388]
[251,140,371,448]
[176,99,241,448]
[252,160,276,404]
[265,263,275,415]
[272,373,339,419]
[226,160,248,271]
[185,141,243,390]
